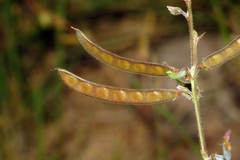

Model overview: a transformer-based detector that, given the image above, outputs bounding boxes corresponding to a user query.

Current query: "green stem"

[185,0,197,67]
[185,0,208,158]
[191,79,207,158]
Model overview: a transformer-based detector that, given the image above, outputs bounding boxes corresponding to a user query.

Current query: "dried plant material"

[199,36,240,70]
[71,27,179,76]
[167,6,187,17]
[53,68,181,105]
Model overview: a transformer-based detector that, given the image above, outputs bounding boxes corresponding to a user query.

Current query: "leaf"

[53,68,181,105]
[71,27,179,76]
[199,36,240,70]
[167,69,187,79]
[167,6,187,17]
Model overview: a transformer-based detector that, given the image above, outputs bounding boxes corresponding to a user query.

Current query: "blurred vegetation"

[0,0,240,160]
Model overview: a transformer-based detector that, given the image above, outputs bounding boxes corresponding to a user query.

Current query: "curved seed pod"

[54,68,181,105]
[199,36,240,70]
[71,27,179,76]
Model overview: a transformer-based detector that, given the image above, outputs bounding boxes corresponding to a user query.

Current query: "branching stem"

[185,0,208,158]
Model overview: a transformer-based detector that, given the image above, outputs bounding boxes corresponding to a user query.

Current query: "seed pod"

[71,27,179,76]
[199,36,240,70]
[53,68,181,105]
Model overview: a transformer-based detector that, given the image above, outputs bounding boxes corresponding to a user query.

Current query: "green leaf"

[167,69,187,79]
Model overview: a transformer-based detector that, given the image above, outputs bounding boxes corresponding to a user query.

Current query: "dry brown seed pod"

[71,27,179,76]
[53,68,181,105]
[199,36,240,70]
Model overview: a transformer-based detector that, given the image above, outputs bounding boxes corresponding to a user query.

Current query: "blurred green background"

[1,0,240,160]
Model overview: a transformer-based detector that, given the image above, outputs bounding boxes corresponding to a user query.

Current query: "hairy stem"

[191,78,207,158]
[185,0,208,158]
[185,0,197,67]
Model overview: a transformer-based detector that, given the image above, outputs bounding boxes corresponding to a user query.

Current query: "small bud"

[223,129,231,142]
[167,69,186,79]
[222,130,232,160]
[167,6,187,17]
[193,30,198,38]
[223,129,232,152]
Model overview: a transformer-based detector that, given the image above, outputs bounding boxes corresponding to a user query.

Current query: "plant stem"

[185,0,208,158]
[191,79,208,158]
[185,0,197,67]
